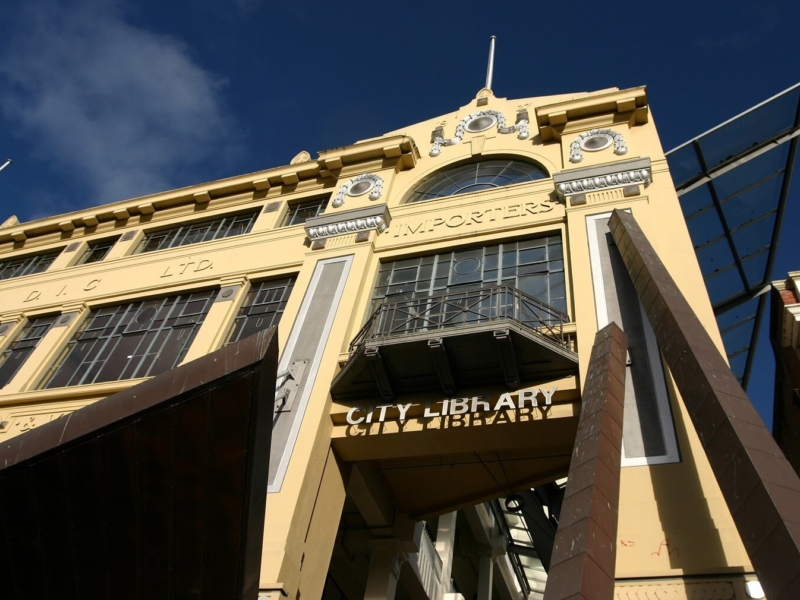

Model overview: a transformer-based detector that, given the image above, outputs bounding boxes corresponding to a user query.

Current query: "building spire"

[485,36,497,91]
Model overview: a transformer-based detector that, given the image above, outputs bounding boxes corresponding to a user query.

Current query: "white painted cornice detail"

[554,157,652,200]
[304,204,390,240]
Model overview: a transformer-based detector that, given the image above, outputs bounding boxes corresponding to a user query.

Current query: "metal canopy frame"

[666,82,800,387]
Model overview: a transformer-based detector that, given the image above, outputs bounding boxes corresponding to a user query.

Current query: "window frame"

[0,248,63,280]
[225,276,297,346]
[42,289,217,389]
[405,158,549,204]
[136,208,261,254]
[0,315,58,389]
[281,195,330,227]
[77,236,121,266]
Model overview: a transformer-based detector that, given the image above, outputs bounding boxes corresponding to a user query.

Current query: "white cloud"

[0,0,237,207]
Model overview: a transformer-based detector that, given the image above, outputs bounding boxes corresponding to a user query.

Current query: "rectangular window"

[372,235,566,315]
[138,210,259,254]
[43,290,216,388]
[0,249,62,280]
[78,237,120,265]
[0,316,57,388]
[226,277,296,345]
[283,196,329,227]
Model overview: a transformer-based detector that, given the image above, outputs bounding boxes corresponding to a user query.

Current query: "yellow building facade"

[0,86,763,599]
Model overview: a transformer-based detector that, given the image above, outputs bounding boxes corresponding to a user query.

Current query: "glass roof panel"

[716,297,758,331]
[668,144,704,189]
[695,238,737,278]
[720,174,783,231]
[714,143,789,200]
[722,319,755,357]
[741,250,770,289]
[696,86,800,170]
[680,183,715,219]
[686,208,725,248]
[705,266,746,305]
[728,352,748,382]
[668,82,800,387]
[731,212,777,258]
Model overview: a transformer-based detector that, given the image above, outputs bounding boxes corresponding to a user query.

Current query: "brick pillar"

[544,322,627,600]
[609,208,800,600]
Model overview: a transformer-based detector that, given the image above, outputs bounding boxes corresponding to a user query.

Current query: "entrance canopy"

[666,82,800,386]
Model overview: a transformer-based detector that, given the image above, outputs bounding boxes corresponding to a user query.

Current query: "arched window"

[407,158,547,203]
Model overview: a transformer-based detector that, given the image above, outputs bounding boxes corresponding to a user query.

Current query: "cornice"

[0,135,418,247]
[304,204,391,240]
[536,87,649,141]
[554,157,652,200]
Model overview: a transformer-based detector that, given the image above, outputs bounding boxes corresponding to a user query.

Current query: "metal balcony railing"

[349,285,571,354]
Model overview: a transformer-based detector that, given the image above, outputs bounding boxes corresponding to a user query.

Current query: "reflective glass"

[139,210,258,253]
[408,159,547,203]
[697,86,800,169]
[714,143,789,200]
[686,208,725,248]
[715,297,759,331]
[44,291,215,388]
[731,212,776,257]
[728,352,748,382]
[0,316,57,388]
[227,278,296,345]
[720,175,782,231]
[695,238,736,277]
[704,267,745,305]
[0,249,62,280]
[741,251,770,288]
[283,197,329,226]
[679,184,715,219]
[666,144,704,189]
[79,237,120,265]
[721,319,755,356]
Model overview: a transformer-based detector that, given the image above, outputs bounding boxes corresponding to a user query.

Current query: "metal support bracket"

[274,360,308,413]
[427,338,457,396]
[493,329,520,389]
[365,346,395,402]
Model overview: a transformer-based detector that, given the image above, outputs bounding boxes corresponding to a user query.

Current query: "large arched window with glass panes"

[407,158,548,203]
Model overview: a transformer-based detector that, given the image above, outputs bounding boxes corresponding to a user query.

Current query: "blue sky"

[0,0,798,425]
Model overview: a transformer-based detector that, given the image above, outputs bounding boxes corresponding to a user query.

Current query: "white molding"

[429,110,529,157]
[586,212,680,467]
[557,167,650,199]
[569,128,628,163]
[332,173,384,208]
[269,254,354,492]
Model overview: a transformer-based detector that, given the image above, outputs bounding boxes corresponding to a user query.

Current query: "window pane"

[408,159,548,203]
[43,291,215,388]
[283,197,329,227]
[0,316,58,388]
[139,210,258,254]
[227,277,296,345]
[0,250,63,280]
[79,237,120,265]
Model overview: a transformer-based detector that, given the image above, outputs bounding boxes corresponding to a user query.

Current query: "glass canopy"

[666,82,800,386]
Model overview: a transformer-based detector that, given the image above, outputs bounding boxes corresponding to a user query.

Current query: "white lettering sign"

[345,385,558,425]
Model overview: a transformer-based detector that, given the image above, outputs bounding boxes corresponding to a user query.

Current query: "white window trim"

[586,212,680,467]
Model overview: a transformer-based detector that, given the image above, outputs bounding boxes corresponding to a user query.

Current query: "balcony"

[331,286,578,401]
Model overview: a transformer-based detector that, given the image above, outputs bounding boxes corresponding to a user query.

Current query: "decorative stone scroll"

[332,173,385,208]
[429,109,529,157]
[553,157,652,201]
[570,128,628,163]
[304,204,391,240]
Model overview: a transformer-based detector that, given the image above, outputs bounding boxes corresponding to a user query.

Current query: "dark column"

[609,208,800,600]
[544,323,627,600]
